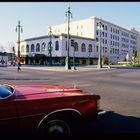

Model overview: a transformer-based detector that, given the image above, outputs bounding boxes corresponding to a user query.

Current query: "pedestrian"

[17,61,21,71]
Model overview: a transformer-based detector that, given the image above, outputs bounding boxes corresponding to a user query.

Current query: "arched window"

[26,44,29,52]
[41,42,46,52]
[88,44,92,52]
[31,44,35,52]
[74,42,78,52]
[96,46,99,52]
[21,45,25,53]
[65,41,67,51]
[55,41,59,51]
[36,43,40,52]
[81,43,86,52]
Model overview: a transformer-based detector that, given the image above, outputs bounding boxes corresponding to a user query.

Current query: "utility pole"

[15,20,23,60]
[97,18,103,68]
[65,3,72,70]
[48,26,52,66]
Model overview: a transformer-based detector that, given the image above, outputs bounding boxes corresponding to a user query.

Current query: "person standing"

[17,61,21,71]
[16,59,21,72]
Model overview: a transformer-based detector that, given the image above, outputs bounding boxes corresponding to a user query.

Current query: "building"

[19,16,138,65]
[51,16,138,64]
[20,33,96,65]
[0,52,8,64]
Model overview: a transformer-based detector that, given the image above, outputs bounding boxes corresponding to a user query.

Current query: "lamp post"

[65,3,72,70]
[48,26,52,66]
[15,20,23,60]
[88,46,91,66]
[109,46,112,68]
[97,18,103,68]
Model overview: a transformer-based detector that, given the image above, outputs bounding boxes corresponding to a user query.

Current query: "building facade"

[20,33,97,65]
[51,16,138,64]
[19,16,138,65]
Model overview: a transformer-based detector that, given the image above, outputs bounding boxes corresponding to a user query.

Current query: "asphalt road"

[0,65,140,138]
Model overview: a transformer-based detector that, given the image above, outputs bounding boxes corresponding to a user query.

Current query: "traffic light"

[71,39,75,47]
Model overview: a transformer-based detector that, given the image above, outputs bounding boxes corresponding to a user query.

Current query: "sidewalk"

[21,65,112,72]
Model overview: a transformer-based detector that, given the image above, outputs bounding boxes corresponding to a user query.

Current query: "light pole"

[97,18,103,68]
[88,46,91,66]
[109,46,112,68]
[48,26,52,66]
[65,3,72,70]
[15,20,23,60]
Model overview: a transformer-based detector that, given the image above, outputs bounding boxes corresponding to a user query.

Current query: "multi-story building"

[20,33,96,65]
[19,16,138,65]
[51,16,138,64]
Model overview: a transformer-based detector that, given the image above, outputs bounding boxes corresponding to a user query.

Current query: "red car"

[0,84,105,138]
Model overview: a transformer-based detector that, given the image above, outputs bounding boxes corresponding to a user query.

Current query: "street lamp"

[88,45,91,66]
[15,20,23,60]
[65,3,72,70]
[109,46,113,68]
[48,26,52,66]
[97,18,103,68]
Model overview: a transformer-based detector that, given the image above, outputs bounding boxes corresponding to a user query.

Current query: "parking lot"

[0,65,140,137]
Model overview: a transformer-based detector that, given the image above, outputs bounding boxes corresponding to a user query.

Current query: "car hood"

[14,84,85,100]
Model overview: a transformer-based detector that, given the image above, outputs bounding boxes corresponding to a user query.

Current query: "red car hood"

[14,85,85,100]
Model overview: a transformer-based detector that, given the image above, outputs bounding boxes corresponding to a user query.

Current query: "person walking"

[17,59,21,72]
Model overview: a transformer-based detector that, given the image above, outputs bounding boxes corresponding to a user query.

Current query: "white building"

[20,16,138,65]
[51,16,138,64]
[20,33,96,65]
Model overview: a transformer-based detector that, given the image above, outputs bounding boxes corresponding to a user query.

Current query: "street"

[0,65,140,137]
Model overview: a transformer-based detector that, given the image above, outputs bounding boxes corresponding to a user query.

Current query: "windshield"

[0,85,14,99]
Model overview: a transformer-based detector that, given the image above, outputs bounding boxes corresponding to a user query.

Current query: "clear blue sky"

[0,2,140,52]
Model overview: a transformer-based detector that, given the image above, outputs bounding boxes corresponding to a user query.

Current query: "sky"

[0,2,140,52]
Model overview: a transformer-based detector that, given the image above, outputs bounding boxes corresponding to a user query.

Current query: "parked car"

[0,84,105,138]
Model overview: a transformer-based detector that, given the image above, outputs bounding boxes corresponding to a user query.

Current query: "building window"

[66,41,67,51]
[102,39,104,44]
[96,30,98,36]
[96,22,99,26]
[26,45,29,52]
[41,42,46,52]
[31,44,35,52]
[96,38,99,42]
[102,32,104,37]
[96,46,98,52]
[55,41,59,51]
[105,25,107,30]
[81,25,83,29]
[81,43,86,52]
[74,42,78,52]
[88,44,92,52]
[77,26,78,29]
[36,43,40,52]
[105,47,107,53]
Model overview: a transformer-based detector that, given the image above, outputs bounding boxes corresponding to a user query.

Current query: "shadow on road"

[79,111,140,139]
